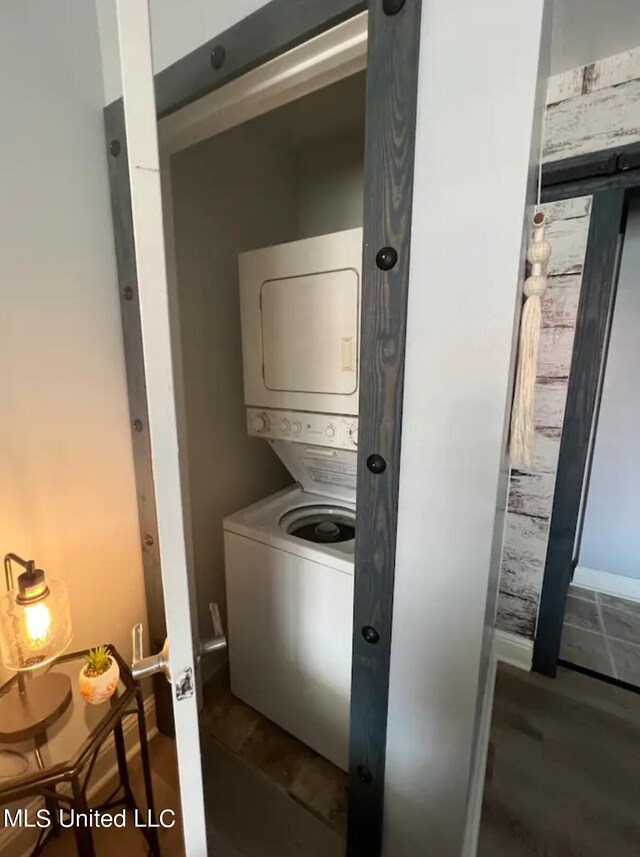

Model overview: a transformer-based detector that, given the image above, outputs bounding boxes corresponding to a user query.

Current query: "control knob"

[251,412,270,434]
[280,418,291,434]
[290,420,302,435]
[325,424,336,438]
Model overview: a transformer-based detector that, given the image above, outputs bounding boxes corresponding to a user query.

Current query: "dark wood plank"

[532,189,626,676]
[542,147,617,188]
[152,0,365,118]
[103,100,173,736]
[542,165,640,201]
[348,2,422,855]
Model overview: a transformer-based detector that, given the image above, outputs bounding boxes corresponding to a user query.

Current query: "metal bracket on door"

[199,603,228,659]
[131,602,227,682]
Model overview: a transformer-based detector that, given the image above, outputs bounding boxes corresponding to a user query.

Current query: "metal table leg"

[34,732,61,840]
[113,717,135,809]
[71,773,97,857]
[136,688,161,857]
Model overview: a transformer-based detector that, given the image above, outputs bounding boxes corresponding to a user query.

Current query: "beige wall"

[169,127,297,666]
[0,0,144,699]
[296,134,364,238]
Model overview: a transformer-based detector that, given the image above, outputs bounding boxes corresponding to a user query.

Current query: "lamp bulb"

[24,602,52,647]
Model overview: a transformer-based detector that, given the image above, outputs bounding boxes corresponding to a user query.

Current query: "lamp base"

[0,673,72,743]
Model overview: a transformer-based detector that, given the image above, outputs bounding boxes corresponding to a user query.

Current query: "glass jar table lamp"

[0,553,73,742]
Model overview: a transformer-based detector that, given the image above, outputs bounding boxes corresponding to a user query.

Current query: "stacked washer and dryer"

[223,227,362,770]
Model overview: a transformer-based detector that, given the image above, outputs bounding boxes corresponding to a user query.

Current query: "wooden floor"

[479,663,640,857]
[27,733,185,857]
[199,667,347,834]
[26,662,640,855]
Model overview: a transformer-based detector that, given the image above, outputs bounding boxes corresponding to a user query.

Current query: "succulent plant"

[84,645,113,678]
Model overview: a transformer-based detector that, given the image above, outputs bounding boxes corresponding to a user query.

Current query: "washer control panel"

[247,408,358,450]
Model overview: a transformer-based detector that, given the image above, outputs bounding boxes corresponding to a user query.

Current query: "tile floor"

[560,584,640,685]
[199,667,348,835]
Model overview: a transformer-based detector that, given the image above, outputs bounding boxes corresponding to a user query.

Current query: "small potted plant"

[79,645,120,705]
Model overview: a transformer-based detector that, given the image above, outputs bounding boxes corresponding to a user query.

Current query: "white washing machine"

[225,228,362,770]
[223,438,356,771]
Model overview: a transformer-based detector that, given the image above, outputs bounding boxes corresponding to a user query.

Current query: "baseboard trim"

[495,629,533,671]
[1,694,157,857]
[573,566,640,603]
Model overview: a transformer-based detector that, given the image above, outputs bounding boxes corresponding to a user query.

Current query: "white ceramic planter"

[79,656,120,705]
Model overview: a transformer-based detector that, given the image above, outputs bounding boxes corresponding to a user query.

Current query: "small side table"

[0,646,160,857]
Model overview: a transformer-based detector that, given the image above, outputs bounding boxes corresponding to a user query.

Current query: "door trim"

[348,3,421,853]
[103,1,423,851]
[532,188,626,676]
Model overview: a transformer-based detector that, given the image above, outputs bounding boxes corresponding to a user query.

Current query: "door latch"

[130,601,226,683]
[199,602,227,659]
[131,624,171,682]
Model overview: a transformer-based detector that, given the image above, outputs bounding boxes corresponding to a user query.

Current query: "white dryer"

[238,227,363,417]
[223,438,356,771]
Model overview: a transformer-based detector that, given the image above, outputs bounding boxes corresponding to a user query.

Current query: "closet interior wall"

[167,72,366,670]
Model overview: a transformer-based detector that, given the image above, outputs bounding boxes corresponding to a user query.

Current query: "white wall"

[384,1,549,855]
[96,0,267,105]
[579,199,640,581]
[296,135,364,238]
[551,0,640,74]
[169,127,298,658]
[0,0,144,740]
[96,0,640,105]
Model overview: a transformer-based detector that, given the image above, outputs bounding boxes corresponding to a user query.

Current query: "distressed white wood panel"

[545,214,591,276]
[537,325,576,379]
[544,195,592,224]
[542,274,581,328]
[544,78,640,163]
[547,47,640,106]
[588,49,640,94]
[507,470,557,519]
[546,66,583,106]
[497,592,538,637]
[503,512,550,571]
[498,504,549,637]
[498,510,550,636]
[535,379,569,429]
[498,195,593,641]
[531,426,561,474]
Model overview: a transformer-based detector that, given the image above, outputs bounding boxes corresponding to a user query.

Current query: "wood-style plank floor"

[27,662,640,856]
[479,663,640,857]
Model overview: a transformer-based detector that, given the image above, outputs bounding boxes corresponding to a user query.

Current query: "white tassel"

[510,211,551,468]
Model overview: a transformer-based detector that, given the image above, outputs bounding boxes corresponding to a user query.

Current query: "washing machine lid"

[269,440,357,503]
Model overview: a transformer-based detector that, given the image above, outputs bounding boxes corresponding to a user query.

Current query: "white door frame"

[115,3,207,853]
[115,6,368,854]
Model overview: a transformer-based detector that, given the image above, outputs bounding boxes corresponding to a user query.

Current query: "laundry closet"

[165,70,366,770]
